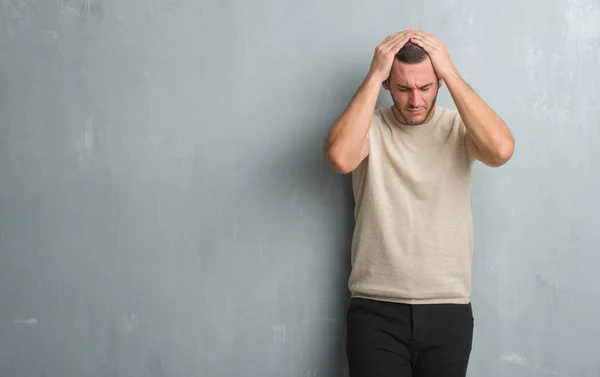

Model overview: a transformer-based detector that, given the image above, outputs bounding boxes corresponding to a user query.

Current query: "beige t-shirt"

[349,104,477,304]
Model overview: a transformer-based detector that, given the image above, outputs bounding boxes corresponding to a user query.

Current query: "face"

[383,58,441,126]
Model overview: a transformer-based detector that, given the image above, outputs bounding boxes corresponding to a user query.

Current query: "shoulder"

[361,107,387,145]
[434,106,465,132]
[434,106,476,165]
[371,107,388,129]
[352,107,387,179]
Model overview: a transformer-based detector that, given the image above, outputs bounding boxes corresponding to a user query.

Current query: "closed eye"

[397,84,433,92]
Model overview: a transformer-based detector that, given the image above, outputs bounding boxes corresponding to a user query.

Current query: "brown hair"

[395,42,429,64]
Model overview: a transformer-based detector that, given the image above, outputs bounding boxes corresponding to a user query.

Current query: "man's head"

[382,42,442,126]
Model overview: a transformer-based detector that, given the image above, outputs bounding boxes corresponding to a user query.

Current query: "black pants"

[346,298,474,377]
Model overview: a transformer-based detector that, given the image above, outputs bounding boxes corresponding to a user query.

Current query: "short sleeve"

[456,113,477,167]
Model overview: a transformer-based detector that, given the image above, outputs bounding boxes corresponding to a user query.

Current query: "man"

[323,30,514,377]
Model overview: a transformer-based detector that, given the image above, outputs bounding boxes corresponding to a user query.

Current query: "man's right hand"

[368,30,414,83]
[323,30,413,174]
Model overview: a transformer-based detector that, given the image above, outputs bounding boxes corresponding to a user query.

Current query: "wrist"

[441,68,461,85]
[365,71,385,88]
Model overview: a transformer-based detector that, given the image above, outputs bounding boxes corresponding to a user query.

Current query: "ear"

[438,78,444,88]
[382,78,390,91]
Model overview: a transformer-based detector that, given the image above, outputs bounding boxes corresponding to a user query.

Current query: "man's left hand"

[410,31,457,80]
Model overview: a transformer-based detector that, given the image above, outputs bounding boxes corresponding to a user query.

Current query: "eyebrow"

[397,83,434,90]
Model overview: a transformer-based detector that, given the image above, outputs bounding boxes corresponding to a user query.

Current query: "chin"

[403,113,427,125]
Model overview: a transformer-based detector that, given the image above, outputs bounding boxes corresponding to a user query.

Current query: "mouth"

[407,108,424,115]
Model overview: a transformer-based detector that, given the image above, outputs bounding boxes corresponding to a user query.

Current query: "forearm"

[444,71,514,161]
[324,73,381,172]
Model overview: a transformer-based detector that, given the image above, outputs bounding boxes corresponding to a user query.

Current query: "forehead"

[390,59,437,87]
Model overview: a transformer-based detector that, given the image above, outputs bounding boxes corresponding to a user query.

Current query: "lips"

[407,108,424,115]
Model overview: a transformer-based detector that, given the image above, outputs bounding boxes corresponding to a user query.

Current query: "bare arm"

[411,31,515,167]
[324,30,414,174]
[322,74,379,174]
[445,72,514,167]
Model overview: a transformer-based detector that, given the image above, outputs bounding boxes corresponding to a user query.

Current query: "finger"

[412,31,437,46]
[410,35,433,51]
[424,31,437,40]
[400,29,415,42]
[410,37,424,49]
[382,30,412,50]
[377,32,402,51]
[386,30,413,52]
[376,34,395,50]
[383,32,401,43]
[377,35,398,53]
[413,30,434,39]
[410,34,425,43]
[411,34,436,50]
[411,33,430,42]
[413,32,440,48]
[418,40,437,52]
[384,30,411,43]
[375,35,400,56]
[421,38,439,51]
[388,37,408,54]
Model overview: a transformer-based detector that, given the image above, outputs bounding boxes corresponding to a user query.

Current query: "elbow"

[489,138,515,167]
[324,147,355,174]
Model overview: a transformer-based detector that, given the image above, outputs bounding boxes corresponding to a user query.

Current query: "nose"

[409,90,420,107]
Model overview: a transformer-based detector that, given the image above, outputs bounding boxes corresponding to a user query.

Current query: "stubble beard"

[391,89,439,126]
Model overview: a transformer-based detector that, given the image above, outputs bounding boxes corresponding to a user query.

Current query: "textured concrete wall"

[1,0,599,376]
